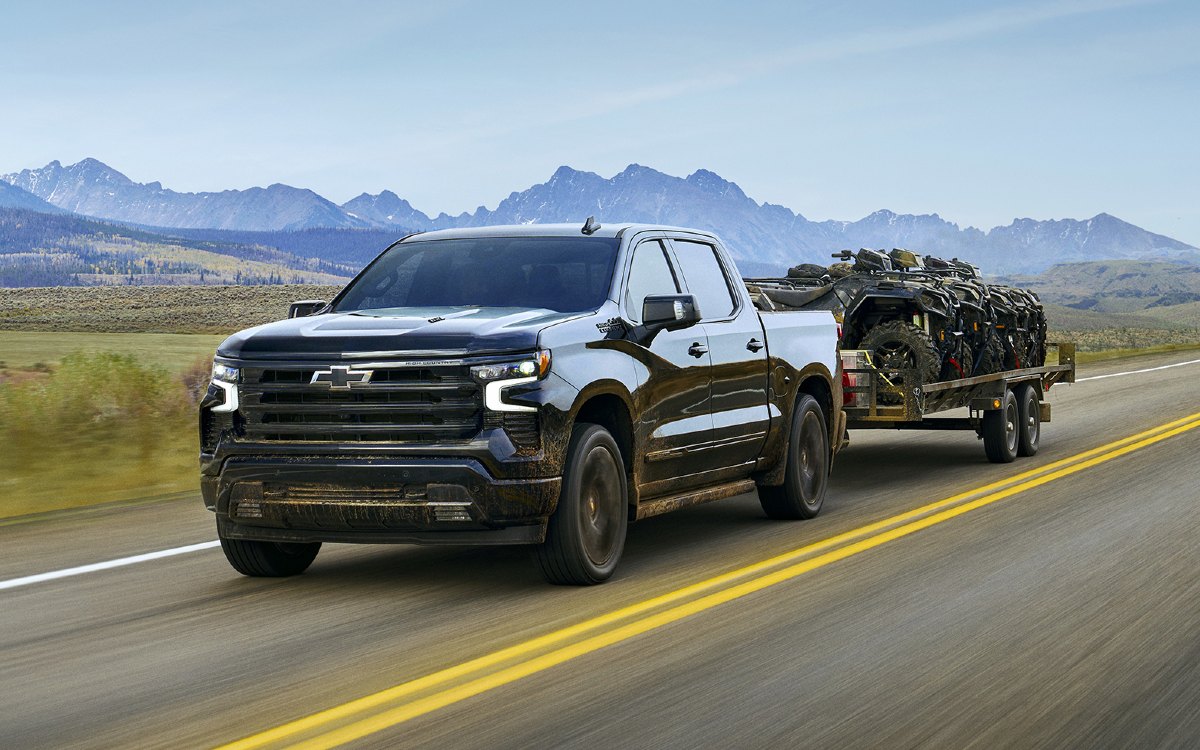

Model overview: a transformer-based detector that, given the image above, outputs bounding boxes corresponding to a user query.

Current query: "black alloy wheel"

[759,394,830,520]
[534,423,628,585]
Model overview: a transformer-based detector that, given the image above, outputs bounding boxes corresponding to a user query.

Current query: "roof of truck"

[401,223,720,242]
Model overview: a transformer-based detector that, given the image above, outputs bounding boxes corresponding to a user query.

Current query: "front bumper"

[205,455,560,545]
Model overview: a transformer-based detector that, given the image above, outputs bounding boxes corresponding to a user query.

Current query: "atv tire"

[859,321,940,404]
[788,263,827,279]
[975,335,1007,375]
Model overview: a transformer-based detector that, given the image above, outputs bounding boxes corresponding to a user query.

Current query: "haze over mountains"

[2,158,1198,276]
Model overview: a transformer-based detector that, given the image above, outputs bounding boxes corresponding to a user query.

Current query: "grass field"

[0,351,203,518]
[0,331,224,375]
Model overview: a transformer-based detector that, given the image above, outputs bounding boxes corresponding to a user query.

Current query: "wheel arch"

[757,361,840,487]
[567,385,637,507]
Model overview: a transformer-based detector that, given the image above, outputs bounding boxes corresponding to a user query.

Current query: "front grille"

[238,362,482,443]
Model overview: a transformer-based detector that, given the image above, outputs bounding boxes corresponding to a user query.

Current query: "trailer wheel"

[533,423,628,585]
[982,389,1019,463]
[759,394,829,519]
[1016,383,1041,457]
[219,532,321,577]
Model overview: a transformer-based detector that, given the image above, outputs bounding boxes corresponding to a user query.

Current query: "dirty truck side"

[200,223,842,584]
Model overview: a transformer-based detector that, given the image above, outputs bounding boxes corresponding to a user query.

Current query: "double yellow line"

[219,411,1200,750]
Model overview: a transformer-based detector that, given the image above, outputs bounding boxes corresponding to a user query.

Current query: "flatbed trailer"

[841,343,1076,463]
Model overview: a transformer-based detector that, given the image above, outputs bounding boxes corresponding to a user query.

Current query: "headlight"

[472,350,550,413]
[470,350,551,383]
[212,362,240,384]
[210,362,240,413]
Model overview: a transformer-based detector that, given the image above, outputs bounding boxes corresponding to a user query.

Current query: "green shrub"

[0,352,202,517]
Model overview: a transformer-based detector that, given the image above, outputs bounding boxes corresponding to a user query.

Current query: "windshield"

[334,237,620,314]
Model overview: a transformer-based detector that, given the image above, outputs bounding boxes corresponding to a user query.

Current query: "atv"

[748,248,1049,399]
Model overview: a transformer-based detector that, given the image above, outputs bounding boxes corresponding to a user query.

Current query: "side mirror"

[641,294,700,333]
[289,299,327,319]
[633,295,700,345]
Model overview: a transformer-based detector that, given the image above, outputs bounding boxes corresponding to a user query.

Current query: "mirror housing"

[630,294,700,344]
[642,294,700,331]
[289,299,327,319]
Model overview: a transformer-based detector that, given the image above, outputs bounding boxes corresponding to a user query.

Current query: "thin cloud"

[412,0,1161,151]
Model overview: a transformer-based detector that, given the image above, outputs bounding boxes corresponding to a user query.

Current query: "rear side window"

[671,240,737,319]
[624,240,680,323]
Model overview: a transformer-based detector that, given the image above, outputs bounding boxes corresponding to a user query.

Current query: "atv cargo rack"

[841,342,1076,463]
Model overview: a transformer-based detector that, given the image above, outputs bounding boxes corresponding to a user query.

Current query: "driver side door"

[623,237,714,498]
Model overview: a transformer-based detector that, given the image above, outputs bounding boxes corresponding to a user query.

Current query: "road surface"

[2,352,1199,748]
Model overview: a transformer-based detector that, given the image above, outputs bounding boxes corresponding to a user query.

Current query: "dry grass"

[0,284,342,333]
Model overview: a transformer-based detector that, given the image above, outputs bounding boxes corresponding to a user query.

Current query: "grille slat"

[238,362,481,443]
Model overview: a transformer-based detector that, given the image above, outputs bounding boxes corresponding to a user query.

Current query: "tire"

[534,423,628,585]
[1016,383,1041,457]
[219,529,320,577]
[759,394,830,520]
[788,263,827,279]
[981,389,1019,463]
[975,335,1007,375]
[858,321,940,404]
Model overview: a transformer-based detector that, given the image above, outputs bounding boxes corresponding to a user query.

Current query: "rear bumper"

[204,456,560,545]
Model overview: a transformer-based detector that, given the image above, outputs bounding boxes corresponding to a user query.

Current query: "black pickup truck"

[201,221,843,584]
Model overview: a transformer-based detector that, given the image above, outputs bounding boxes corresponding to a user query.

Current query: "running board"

[635,479,757,521]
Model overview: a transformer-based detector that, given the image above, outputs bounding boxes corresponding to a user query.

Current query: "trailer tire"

[982,389,1019,463]
[219,532,320,577]
[759,394,829,520]
[1016,383,1041,457]
[533,423,628,585]
[859,321,940,404]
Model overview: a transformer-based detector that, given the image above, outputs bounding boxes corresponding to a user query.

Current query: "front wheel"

[533,423,628,585]
[758,394,830,519]
[219,528,321,577]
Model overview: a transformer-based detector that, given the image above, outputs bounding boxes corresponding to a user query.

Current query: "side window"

[671,240,737,319]
[624,240,680,323]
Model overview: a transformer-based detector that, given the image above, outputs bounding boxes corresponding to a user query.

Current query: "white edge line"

[1076,358,1200,382]
[0,540,220,591]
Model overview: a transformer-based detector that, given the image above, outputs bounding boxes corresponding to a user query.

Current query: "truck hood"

[217,306,582,360]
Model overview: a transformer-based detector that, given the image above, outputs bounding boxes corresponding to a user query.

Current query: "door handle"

[688,342,709,358]
[746,338,765,352]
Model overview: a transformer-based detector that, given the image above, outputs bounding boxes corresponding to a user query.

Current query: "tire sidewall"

[784,394,830,517]
[555,424,628,581]
[1017,383,1041,456]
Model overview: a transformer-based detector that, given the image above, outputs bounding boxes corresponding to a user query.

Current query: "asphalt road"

[2,352,1199,749]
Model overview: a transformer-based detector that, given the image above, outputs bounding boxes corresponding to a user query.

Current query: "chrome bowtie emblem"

[310,366,373,389]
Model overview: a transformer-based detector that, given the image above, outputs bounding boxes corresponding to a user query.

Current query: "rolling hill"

[0,209,353,287]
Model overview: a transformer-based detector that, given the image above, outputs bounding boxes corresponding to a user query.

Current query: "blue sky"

[2,0,1198,243]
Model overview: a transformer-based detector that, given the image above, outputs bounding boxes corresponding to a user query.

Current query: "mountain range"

[3,158,1198,275]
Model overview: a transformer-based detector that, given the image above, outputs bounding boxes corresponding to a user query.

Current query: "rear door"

[622,236,714,496]
[667,237,770,473]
